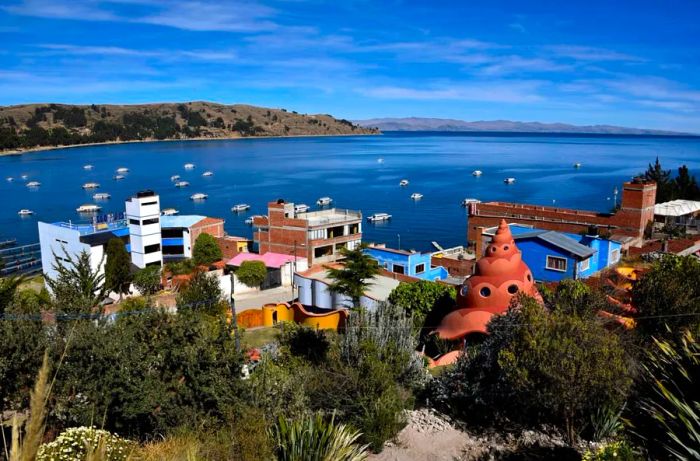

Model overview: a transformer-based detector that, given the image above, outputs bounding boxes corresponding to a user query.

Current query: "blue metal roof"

[531,231,596,259]
[160,215,206,229]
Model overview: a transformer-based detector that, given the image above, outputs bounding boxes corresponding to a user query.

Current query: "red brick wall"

[431,256,475,277]
[189,220,225,247]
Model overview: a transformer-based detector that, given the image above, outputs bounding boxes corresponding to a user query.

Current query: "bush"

[236,260,267,288]
[37,426,134,461]
[164,258,196,275]
[387,280,455,329]
[133,265,161,296]
[278,323,331,364]
[176,270,226,316]
[582,440,640,461]
[192,233,222,266]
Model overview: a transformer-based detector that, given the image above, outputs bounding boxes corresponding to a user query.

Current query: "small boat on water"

[174,181,190,188]
[294,204,310,213]
[116,167,129,174]
[17,209,34,216]
[472,170,483,177]
[21,174,28,180]
[377,158,384,164]
[184,163,195,169]
[231,204,251,212]
[190,193,208,201]
[93,193,111,200]
[399,179,409,186]
[76,204,102,213]
[170,175,181,181]
[6,177,13,182]
[317,196,333,206]
[82,182,100,189]
[113,175,125,180]
[410,192,423,200]
[83,164,94,170]
[245,215,264,225]
[461,198,481,206]
[161,208,179,216]
[574,162,582,168]
[202,171,214,177]
[503,177,516,184]
[367,213,392,222]
[26,181,41,187]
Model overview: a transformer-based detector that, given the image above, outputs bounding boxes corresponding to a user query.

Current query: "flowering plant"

[582,440,640,461]
[37,426,133,461]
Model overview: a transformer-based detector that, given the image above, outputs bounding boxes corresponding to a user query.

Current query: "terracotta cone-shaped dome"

[436,220,541,340]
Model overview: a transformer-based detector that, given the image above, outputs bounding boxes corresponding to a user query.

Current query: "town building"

[125,190,163,268]
[227,252,308,295]
[481,223,623,282]
[254,200,362,265]
[160,215,225,261]
[216,236,252,260]
[467,179,657,250]
[364,244,448,281]
[653,199,700,233]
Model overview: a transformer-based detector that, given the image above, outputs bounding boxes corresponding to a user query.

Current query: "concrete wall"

[38,222,102,288]
[294,273,378,311]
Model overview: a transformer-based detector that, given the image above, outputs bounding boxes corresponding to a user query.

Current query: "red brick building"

[467,179,656,253]
[254,200,362,265]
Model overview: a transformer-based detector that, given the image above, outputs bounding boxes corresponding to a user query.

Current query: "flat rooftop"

[297,208,362,227]
[298,264,400,301]
[50,219,127,236]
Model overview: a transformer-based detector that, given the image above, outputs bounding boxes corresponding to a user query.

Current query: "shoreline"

[0,132,381,157]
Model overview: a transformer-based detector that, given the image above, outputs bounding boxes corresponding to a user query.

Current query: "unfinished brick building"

[467,178,656,253]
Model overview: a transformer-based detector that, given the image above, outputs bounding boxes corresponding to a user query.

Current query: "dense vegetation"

[641,157,700,202]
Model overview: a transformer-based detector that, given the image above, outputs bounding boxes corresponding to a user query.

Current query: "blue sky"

[1,0,699,132]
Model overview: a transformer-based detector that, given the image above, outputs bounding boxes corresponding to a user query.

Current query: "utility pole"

[397,234,401,250]
[230,272,240,353]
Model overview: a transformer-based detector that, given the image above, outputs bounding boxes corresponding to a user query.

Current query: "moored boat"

[161,208,179,216]
[6,177,13,182]
[294,203,310,213]
[17,209,34,216]
[245,215,264,225]
[76,204,102,213]
[316,196,333,206]
[202,171,214,177]
[93,192,111,200]
[399,179,409,186]
[190,193,208,200]
[82,182,100,189]
[174,181,190,188]
[83,164,94,170]
[367,212,392,222]
[574,162,582,168]
[503,177,516,184]
[461,198,481,206]
[184,163,195,169]
[21,174,28,180]
[116,167,129,173]
[113,175,125,180]
[410,192,423,200]
[472,170,483,177]
[26,181,41,187]
[231,204,251,212]
[170,175,181,181]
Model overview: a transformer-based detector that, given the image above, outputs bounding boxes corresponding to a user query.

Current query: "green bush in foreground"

[37,426,134,461]
[236,260,267,288]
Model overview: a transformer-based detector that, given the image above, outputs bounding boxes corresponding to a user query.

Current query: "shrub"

[132,265,161,296]
[37,427,134,461]
[247,355,311,423]
[105,238,132,299]
[279,323,331,364]
[387,280,455,329]
[176,270,225,316]
[582,440,640,461]
[164,258,196,276]
[236,260,267,288]
[192,233,222,266]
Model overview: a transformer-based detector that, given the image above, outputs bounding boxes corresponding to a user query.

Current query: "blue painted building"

[483,224,622,282]
[364,245,449,281]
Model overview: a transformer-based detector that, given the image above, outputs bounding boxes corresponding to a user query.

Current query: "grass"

[241,326,279,349]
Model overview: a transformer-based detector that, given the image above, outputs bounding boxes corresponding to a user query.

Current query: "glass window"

[144,243,161,254]
[129,218,140,225]
[393,264,405,274]
[415,263,425,274]
[546,256,567,272]
[610,249,620,263]
[580,258,591,271]
[143,217,159,225]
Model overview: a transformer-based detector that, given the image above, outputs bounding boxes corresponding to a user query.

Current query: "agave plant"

[638,330,699,460]
[271,413,369,461]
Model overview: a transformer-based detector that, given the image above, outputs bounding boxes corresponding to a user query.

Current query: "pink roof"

[228,252,301,268]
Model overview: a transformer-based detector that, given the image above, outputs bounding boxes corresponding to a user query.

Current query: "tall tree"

[176,270,225,316]
[674,165,700,200]
[192,233,223,266]
[643,157,674,203]
[326,244,380,309]
[46,250,106,314]
[104,238,132,300]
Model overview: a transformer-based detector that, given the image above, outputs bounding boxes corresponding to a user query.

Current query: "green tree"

[104,238,132,300]
[132,265,161,296]
[176,270,225,316]
[674,165,700,200]
[236,260,267,288]
[632,255,700,339]
[387,280,455,328]
[0,275,23,314]
[45,250,106,313]
[326,244,380,309]
[642,157,674,203]
[192,233,223,266]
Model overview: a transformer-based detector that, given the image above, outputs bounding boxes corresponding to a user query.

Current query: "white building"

[125,190,163,268]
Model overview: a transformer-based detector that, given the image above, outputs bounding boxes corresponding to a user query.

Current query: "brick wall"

[431,256,475,277]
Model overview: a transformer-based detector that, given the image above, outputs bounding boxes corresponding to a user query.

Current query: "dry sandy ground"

[368,425,473,461]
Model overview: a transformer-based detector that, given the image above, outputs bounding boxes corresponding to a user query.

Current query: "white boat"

[574,162,582,168]
[190,193,208,200]
[174,181,190,188]
[184,163,195,169]
[504,177,516,184]
[82,182,100,189]
[377,158,384,164]
[294,204,310,213]
[472,170,483,177]
[26,181,41,187]
[21,174,28,180]
[116,167,129,174]
[161,208,179,216]
[17,209,34,216]
[231,204,251,212]
[410,193,423,200]
[93,192,111,200]
[6,177,13,182]
[399,179,409,186]
[113,175,125,180]
[202,171,214,177]
[83,164,94,170]
[245,215,263,225]
[76,204,102,213]
[367,213,392,222]
[317,196,333,206]
[170,175,181,181]
[461,198,481,206]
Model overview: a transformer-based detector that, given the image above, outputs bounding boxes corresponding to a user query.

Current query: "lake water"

[1,132,699,251]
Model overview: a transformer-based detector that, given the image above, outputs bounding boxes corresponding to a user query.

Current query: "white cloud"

[547,45,642,63]
[359,81,544,104]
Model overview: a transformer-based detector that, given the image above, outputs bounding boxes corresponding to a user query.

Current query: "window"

[142,201,157,206]
[580,257,591,271]
[610,248,620,263]
[383,262,389,269]
[415,263,426,274]
[349,223,360,235]
[546,255,568,272]
[314,245,333,258]
[161,228,182,238]
[480,287,491,297]
[55,239,68,244]
[392,264,405,274]
[143,217,159,225]
[144,243,161,254]
[129,218,140,225]
[507,284,519,294]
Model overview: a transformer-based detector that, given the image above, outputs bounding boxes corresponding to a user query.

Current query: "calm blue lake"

[1,132,699,251]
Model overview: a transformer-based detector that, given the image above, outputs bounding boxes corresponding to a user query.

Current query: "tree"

[642,157,673,203]
[387,281,455,328]
[45,250,106,313]
[632,255,700,339]
[176,270,225,316]
[236,260,267,288]
[674,165,700,200]
[132,265,161,296]
[192,233,222,266]
[105,238,132,300]
[326,244,380,309]
[0,275,23,315]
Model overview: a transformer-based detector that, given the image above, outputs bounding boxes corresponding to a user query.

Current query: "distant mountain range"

[354,117,693,136]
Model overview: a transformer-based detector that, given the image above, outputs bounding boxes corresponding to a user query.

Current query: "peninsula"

[0,101,379,153]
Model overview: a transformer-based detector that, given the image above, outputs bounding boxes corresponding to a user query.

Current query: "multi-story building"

[125,190,163,268]
[364,244,449,281]
[160,215,224,260]
[254,200,362,265]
